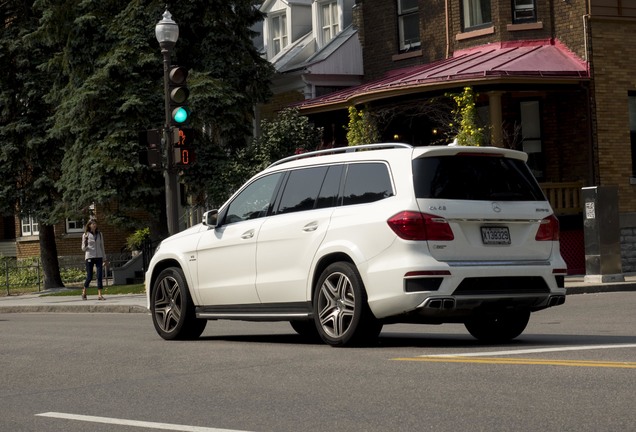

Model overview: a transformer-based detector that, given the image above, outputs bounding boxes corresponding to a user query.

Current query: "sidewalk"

[0,292,148,314]
[0,275,635,314]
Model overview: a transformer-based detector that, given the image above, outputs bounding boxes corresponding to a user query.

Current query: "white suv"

[146,143,567,346]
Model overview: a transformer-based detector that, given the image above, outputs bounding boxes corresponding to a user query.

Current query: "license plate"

[481,226,511,245]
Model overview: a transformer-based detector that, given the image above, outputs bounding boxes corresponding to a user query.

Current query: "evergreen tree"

[36,0,274,226]
[0,0,64,287]
[0,0,273,286]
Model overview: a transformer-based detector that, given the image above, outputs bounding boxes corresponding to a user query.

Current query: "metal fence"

[2,253,133,296]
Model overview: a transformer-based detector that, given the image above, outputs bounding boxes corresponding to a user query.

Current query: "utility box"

[582,186,624,283]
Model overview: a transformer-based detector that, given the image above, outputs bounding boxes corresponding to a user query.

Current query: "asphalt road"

[1,292,635,432]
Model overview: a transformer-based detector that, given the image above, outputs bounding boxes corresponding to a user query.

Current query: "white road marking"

[36,412,252,432]
[418,343,636,357]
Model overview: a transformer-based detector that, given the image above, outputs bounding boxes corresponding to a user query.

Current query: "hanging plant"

[448,86,485,146]
[346,106,380,146]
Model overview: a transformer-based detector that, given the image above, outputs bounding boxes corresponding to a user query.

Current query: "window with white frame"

[21,216,39,237]
[512,0,536,23]
[271,13,288,56]
[66,218,85,234]
[397,0,420,52]
[462,0,492,30]
[320,1,340,45]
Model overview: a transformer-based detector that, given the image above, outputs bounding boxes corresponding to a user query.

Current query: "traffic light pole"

[161,46,180,236]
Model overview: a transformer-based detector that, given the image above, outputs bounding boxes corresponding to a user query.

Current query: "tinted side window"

[277,167,328,214]
[343,163,394,206]
[316,165,343,209]
[413,156,545,201]
[224,173,283,224]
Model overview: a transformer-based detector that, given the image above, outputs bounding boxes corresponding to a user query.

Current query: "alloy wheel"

[153,275,182,334]
[317,271,356,339]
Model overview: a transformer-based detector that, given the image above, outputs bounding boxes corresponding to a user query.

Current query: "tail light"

[387,211,454,241]
[535,214,560,241]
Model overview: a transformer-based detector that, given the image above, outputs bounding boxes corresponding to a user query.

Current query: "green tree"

[0,0,64,288]
[0,0,273,286]
[346,105,380,146]
[34,1,272,227]
[209,108,323,207]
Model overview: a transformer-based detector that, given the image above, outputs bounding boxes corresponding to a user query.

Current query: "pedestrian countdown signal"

[173,127,194,168]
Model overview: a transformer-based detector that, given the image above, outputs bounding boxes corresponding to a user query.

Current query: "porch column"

[488,91,503,147]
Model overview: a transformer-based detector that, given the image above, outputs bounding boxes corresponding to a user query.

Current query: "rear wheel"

[464,310,530,343]
[151,267,206,340]
[313,262,382,347]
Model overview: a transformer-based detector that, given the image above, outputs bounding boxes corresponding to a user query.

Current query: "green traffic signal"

[169,66,189,125]
[172,107,188,123]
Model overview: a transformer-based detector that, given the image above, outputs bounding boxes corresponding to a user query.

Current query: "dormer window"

[271,13,288,56]
[397,0,420,52]
[320,1,340,45]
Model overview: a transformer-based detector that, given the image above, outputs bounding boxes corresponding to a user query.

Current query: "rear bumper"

[380,292,566,324]
[363,256,567,321]
[416,291,565,321]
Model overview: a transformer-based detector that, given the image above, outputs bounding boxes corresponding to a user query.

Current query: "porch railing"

[540,181,583,215]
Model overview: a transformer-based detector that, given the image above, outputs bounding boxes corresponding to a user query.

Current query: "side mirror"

[202,209,219,228]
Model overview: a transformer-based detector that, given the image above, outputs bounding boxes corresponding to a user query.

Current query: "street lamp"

[155,9,180,236]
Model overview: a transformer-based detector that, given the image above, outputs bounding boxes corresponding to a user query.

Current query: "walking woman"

[81,220,107,300]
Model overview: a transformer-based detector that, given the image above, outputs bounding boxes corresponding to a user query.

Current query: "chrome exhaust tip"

[548,295,566,307]
[424,297,456,309]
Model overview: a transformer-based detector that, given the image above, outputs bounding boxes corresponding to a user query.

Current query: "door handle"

[303,222,318,232]
[241,230,255,239]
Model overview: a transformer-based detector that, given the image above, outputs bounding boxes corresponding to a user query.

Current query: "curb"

[565,284,636,295]
[1,285,635,314]
[0,305,149,314]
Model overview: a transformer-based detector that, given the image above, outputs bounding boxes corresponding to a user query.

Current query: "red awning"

[296,39,589,113]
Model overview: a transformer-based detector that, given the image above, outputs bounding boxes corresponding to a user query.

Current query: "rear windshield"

[413,155,545,201]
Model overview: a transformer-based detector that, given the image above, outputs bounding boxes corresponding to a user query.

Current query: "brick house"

[0,210,138,263]
[288,0,636,274]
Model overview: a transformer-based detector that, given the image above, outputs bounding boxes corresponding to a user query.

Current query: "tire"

[151,267,207,340]
[464,310,531,343]
[290,320,320,342]
[313,262,382,347]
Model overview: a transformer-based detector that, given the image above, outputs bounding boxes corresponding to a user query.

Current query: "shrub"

[126,228,150,251]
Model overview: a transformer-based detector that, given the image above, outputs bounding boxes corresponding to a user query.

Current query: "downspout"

[445,0,450,58]
[583,0,596,185]
[583,14,589,62]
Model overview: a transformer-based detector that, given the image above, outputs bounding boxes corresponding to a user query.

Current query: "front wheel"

[290,320,320,342]
[151,267,206,340]
[313,262,382,347]
[464,310,530,343]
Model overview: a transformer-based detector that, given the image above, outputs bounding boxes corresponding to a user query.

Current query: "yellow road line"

[392,356,636,369]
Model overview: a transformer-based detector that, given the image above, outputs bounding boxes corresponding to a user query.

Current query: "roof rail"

[268,143,413,168]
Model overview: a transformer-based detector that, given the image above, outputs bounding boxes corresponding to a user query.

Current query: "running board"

[196,301,312,322]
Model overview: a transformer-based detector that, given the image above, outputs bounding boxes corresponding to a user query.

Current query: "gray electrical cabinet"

[582,186,625,283]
